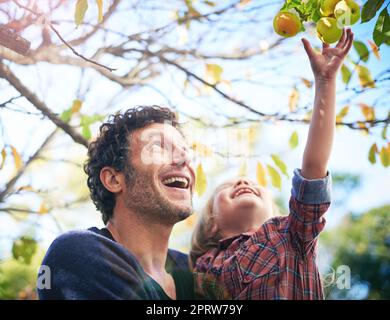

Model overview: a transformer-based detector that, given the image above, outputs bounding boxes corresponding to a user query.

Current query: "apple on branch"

[273,11,302,38]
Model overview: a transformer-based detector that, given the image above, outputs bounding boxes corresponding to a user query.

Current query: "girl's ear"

[210,218,219,236]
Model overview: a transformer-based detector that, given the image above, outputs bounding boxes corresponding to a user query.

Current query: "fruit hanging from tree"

[273,11,302,37]
[273,0,362,44]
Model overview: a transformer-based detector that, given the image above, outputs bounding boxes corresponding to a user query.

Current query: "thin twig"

[11,0,115,72]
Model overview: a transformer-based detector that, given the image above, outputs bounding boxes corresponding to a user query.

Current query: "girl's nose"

[234,178,251,187]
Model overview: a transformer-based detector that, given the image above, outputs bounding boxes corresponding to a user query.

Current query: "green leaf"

[341,64,352,84]
[381,124,388,140]
[289,131,299,149]
[80,114,105,126]
[12,236,37,265]
[353,41,370,62]
[75,0,88,27]
[368,143,378,164]
[81,125,92,140]
[361,0,385,23]
[271,154,288,178]
[267,164,282,190]
[60,109,72,123]
[373,7,390,47]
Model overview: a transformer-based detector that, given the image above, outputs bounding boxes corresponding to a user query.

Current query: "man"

[38,105,196,299]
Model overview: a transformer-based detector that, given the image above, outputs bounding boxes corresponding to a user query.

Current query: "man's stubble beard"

[123,168,193,225]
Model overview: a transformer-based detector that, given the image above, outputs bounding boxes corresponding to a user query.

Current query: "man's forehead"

[135,123,186,143]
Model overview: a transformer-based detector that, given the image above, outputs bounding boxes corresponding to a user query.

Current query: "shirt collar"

[217,228,258,250]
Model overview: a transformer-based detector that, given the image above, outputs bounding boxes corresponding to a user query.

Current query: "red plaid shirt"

[194,169,331,300]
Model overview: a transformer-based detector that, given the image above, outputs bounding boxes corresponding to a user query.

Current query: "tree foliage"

[322,205,390,299]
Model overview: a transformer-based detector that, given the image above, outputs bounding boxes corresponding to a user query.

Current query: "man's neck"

[106,213,173,277]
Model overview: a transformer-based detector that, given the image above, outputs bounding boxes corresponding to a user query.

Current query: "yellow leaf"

[368,40,380,60]
[17,185,35,192]
[0,147,6,170]
[238,160,247,177]
[205,64,223,84]
[288,87,299,112]
[289,131,299,149]
[71,99,83,114]
[256,161,267,187]
[304,110,312,122]
[301,77,313,88]
[191,142,213,157]
[336,105,349,123]
[75,0,88,27]
[10,145,23,171]
[379,146,390,167]
[357,65,375,88]
[267,165,282,190]
[359,103,375,121]
[38,202,49,215]
[96,0,103,23]
[238,0,252,7]
[357,121,369,135]
[195,163,207,196]
[247,125,259,150]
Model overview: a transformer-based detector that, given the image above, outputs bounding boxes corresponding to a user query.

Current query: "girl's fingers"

[342,29,354,54]
[336,28,347,49]
[301,38,316,59]
[322,41,330,52]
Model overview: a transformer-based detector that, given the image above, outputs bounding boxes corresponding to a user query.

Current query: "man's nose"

[172,146,191,166]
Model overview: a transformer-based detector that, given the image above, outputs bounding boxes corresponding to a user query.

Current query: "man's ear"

[100,167,124,193]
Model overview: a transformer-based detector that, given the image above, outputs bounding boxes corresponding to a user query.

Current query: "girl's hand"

[302,28,354,82]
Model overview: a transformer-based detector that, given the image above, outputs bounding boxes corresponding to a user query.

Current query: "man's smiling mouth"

[161,176,190,189]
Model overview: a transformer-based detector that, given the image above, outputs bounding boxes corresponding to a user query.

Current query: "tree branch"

[0,61,89,148]
[0,128,58,202]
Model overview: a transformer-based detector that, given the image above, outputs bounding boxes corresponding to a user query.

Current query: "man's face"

[122,122,195,225]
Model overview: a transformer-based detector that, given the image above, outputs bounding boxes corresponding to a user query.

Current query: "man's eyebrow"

[144,131,163,140]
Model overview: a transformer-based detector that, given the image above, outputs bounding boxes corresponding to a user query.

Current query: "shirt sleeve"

[288,168,331,255]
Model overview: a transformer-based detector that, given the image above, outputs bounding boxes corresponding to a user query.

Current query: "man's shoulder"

[46,228,112,255]
[42,227,141,271]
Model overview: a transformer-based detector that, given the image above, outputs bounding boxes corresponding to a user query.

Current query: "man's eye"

[151,141,163,147]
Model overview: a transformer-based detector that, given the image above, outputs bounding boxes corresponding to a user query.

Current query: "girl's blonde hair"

[189,179,281,269]
[189,188,222,269]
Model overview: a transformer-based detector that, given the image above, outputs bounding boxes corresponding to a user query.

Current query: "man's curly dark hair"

[84,105,180,224]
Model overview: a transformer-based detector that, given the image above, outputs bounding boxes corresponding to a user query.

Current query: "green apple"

[320,0,341,17]
[316,17,343,44]
[335,0,360,26]
[273,11,302,38]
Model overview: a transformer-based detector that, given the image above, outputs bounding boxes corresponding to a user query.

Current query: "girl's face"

[211,177,274,239]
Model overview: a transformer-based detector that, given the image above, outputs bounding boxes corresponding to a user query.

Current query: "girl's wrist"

[314,75,336,85]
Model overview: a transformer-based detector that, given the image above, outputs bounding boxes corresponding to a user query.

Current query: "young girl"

[190,29,354,300]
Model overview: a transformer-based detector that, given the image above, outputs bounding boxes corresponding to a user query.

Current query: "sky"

[0,0,389,262]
